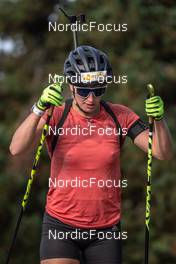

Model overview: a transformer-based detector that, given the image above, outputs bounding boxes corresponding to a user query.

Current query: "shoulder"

[104,101,140,129]
[53,104,65,115]
[52,104,65,125]
[42,104,65,126]
[105,102,135,116]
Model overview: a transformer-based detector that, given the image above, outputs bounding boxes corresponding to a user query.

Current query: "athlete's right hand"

[36,83,63,111]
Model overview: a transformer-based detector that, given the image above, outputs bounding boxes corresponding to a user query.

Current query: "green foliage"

[0,0,175,263]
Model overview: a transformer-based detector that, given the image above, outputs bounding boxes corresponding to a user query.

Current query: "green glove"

[145,95,164,121]
[37,83,63,111]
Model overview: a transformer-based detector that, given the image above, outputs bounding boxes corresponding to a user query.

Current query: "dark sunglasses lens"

[94,88,106,96]
[77,88,106,97]
[77,89,91,97]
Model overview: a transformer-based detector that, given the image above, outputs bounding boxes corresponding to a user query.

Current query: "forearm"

[9,113,42,155]
[152,118,173,160]
[9,82,63,156]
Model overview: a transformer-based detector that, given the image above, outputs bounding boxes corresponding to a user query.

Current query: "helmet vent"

[100,55,104,64]
[87,56,94,63]
[76,59,82,65]
[66,61,71,67]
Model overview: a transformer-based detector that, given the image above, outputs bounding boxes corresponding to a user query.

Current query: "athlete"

[9,46,173,264]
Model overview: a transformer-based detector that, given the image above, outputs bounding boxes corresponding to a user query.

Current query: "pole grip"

[147,84,155,124]
[147,84,155,97]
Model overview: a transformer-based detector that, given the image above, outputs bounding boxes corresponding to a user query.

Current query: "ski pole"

[58,6,86,49]
[144,84,155,264]
[5,107,54,264]
[5,7,86,263]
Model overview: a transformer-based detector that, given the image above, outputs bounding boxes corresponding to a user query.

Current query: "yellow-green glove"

[37,83,63,111]
[145,95,164,121]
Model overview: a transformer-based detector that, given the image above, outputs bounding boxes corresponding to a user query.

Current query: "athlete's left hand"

[145,95,164,121]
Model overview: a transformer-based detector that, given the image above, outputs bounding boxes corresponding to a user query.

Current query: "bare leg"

[41,258,80,264]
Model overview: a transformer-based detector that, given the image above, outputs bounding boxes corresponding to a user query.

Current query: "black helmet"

[64,45,113,87]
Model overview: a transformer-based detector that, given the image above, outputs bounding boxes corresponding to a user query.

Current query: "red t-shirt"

[42,102,140,228]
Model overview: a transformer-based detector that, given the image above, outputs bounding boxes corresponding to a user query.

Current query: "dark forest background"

[0,0,175,263]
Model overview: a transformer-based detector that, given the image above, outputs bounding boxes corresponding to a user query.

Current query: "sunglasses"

[75,86,107,98]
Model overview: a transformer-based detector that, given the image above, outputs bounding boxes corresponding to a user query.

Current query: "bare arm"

[9,113,46,156]
[9,82,63,156]
[134,119,173,160]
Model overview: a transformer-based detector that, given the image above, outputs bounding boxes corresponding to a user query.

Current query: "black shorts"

[40,212,122,263]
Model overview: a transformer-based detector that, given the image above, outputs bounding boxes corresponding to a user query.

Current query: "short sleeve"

[108,103,148,142]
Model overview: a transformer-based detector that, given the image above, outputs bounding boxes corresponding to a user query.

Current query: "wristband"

[31,103,45,117]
